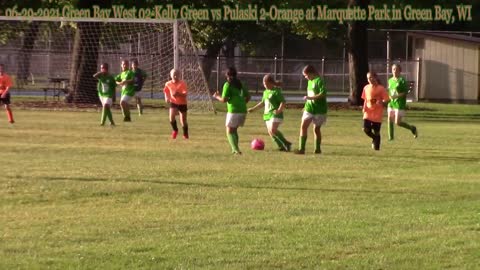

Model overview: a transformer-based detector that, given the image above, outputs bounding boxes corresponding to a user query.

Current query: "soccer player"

[362,71,390,151]
[294,65,327,154]
[248,74,291,151]
[0,64,14,124]
[131,59,148,115]
[164,69,189,139]
[93,63,116,126]
[213,67,250,155]
[115,60,135,122]
[387,64,418,140]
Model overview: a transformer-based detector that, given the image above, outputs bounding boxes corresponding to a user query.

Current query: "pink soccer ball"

[251,138,265,150]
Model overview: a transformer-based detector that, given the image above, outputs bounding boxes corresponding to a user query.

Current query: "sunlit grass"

[0,102,479,269]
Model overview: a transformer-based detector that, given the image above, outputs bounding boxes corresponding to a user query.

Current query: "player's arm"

[305,80,326,100]
[213,83,229,103]
[1,76,12,98]
[163,85,171,103]
[93,71,104,79]
[247,101,264,113]
[274,101,286,115]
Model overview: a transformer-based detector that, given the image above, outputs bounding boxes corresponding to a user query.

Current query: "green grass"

[1,102,479,269]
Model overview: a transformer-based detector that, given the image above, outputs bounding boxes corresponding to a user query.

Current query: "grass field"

[1,101,479,269]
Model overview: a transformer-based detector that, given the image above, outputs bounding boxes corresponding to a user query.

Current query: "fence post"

[321,57,325,77]
[415,57,421,101]
[274,55,277,80]
[216,55,220,92]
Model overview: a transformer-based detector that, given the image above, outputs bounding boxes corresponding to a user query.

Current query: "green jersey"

[222,81,250,113]
[262,87,285,121]
[388,76,408,110]
[115,70,135,97]
[304,77,327,114]
[96,73,116,98]
[132,68,148,92]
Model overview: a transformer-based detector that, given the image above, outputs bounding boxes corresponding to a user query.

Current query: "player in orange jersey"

[0,64,14,124]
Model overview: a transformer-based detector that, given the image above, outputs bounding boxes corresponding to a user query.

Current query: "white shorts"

[226,113,246,128]
[120,94,133,103]
[302,111,327,126]
[99,96,112,106]
[265,118,283,129]
[388,108,406,119]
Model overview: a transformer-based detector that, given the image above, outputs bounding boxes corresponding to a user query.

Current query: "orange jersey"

[0,73,13,94]
[362,84,389,123]
[164,80,187,105]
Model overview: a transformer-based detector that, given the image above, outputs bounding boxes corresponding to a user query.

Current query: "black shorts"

[363,119,381,132]
[170,102,188,112]
[0,92,11,105]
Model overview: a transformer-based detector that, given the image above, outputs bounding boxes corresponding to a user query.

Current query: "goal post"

[0,16,215,112]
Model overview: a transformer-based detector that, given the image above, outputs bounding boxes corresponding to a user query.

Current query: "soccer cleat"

[285,141,292,152]
[293,149,305,155]
[171,130,178,139]
[412,126,418,138]
[233,151,242,155]
[183,134,189,139]
[314,149,322,154]
[123,117,131,122]
[9,120,14,124]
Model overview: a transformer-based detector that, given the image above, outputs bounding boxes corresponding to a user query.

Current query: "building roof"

[407,32,480,44]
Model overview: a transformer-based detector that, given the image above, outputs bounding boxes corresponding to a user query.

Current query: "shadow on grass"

[44,176,456,197]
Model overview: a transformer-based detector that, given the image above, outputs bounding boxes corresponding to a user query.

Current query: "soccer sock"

[398,122,413,131]
[137,104,143,115]
[232,131,239,151]
[299,136,307,151]
[227,133,239,153]
[6,108,14,123]
[106,108,114,124]
[275,131,288,145]
[101,107,107,125]
[314,138,321,152]
[271,135,285,150]
[170,120,178,131]
[182,125,189,137]
[388,121,394,140]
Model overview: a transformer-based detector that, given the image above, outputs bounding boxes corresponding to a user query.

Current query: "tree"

[346,0,369,106]
[69,0,111,103]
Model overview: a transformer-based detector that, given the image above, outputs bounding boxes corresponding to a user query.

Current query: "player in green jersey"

[248,74,291,151]
[387,64,418,140]
[115,60,135,122]
[294,65,327,154]
[213,67,250,155]
[131,59,148,116]
[93,63,116,126]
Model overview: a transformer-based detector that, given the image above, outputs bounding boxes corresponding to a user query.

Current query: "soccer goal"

[0,16,215,112]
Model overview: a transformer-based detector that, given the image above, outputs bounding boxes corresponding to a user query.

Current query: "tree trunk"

[69,22,103,103]
[347,0,369,106]
[222,37,236,69]
[17,21,40,88]
[201,42,223,93]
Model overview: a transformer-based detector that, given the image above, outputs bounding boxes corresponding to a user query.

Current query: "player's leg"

[135,93,143,115]
[104,97,114,125]
[179,106,188,139]
[295,112,312,154]
[225,113,244,154]
[372,122,382,150]
[395,110,417,138]
[2,93,14,123]
[120,95,131,121]
[387,107,395,141]
[312,115,326,154]
[268,120,287,151]
[169,105,179,139]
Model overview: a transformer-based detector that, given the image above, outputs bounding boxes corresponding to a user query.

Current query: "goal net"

[0,17,215,112]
